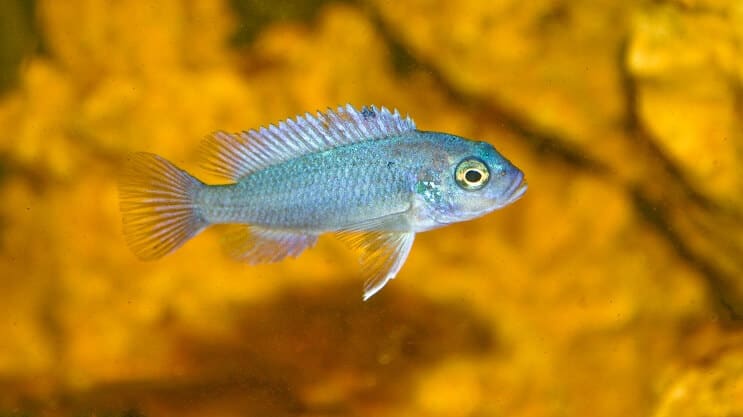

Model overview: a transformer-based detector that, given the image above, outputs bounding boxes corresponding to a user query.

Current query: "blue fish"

[119,104,527,299]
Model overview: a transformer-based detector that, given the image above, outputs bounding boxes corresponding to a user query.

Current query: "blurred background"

[1,0,742,416]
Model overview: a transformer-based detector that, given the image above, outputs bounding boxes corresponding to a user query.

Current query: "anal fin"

[336,231,415,300]
[222,225,318,264]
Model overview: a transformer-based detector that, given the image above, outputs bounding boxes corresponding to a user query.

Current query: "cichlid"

[119,104,527,300]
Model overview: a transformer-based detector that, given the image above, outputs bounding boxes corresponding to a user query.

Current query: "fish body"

[119,105,527,299]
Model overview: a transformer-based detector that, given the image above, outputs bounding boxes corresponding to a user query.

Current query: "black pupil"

[465,169,482,183]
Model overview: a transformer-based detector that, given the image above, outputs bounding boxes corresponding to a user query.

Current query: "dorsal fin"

[200,104,416,181]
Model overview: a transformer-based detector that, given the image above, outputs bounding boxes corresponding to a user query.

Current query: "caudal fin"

[118,152,208,260]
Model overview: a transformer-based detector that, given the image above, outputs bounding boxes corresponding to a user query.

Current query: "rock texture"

[0,0,740,415]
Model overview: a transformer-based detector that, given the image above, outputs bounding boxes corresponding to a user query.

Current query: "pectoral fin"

[336,231,415,300]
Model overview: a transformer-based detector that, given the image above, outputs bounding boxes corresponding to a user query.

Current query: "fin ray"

[119,152,207,260]
[200,104,416,181]
[221,225,318,264]
[336,230,415,300]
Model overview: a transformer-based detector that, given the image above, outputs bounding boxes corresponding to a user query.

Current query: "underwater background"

[1,0,742,415]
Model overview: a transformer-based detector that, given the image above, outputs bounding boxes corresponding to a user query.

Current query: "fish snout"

[496,169,527,207]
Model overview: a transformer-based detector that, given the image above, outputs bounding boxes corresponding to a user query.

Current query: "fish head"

[413,134,527,228]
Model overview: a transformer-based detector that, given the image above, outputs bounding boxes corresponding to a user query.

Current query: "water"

[0,0,741,416]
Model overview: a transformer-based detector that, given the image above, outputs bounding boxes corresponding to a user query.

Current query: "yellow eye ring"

[455,158,490,190]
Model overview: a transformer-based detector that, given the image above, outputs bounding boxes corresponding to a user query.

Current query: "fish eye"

[455,158,490,190]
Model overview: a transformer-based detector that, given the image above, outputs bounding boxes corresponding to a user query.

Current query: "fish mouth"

[500,171,527,207]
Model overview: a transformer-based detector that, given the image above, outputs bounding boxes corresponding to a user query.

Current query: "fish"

[118,104,527,300]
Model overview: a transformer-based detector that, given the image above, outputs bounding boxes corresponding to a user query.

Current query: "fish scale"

[118,104,526,300]
[201,140,414,230]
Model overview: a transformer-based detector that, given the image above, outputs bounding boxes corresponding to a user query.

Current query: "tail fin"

[118,152,208,260]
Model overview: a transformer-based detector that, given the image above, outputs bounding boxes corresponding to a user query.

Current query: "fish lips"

[499,170,527,207]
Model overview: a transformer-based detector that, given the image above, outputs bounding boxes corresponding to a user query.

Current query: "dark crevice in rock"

[631,187,742,322]
[20,282,497,416]
[369,7,743,322]
[367,9,609,175]
[617,37,743,322]
[617,38,728,215]
[228,0,355,47]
